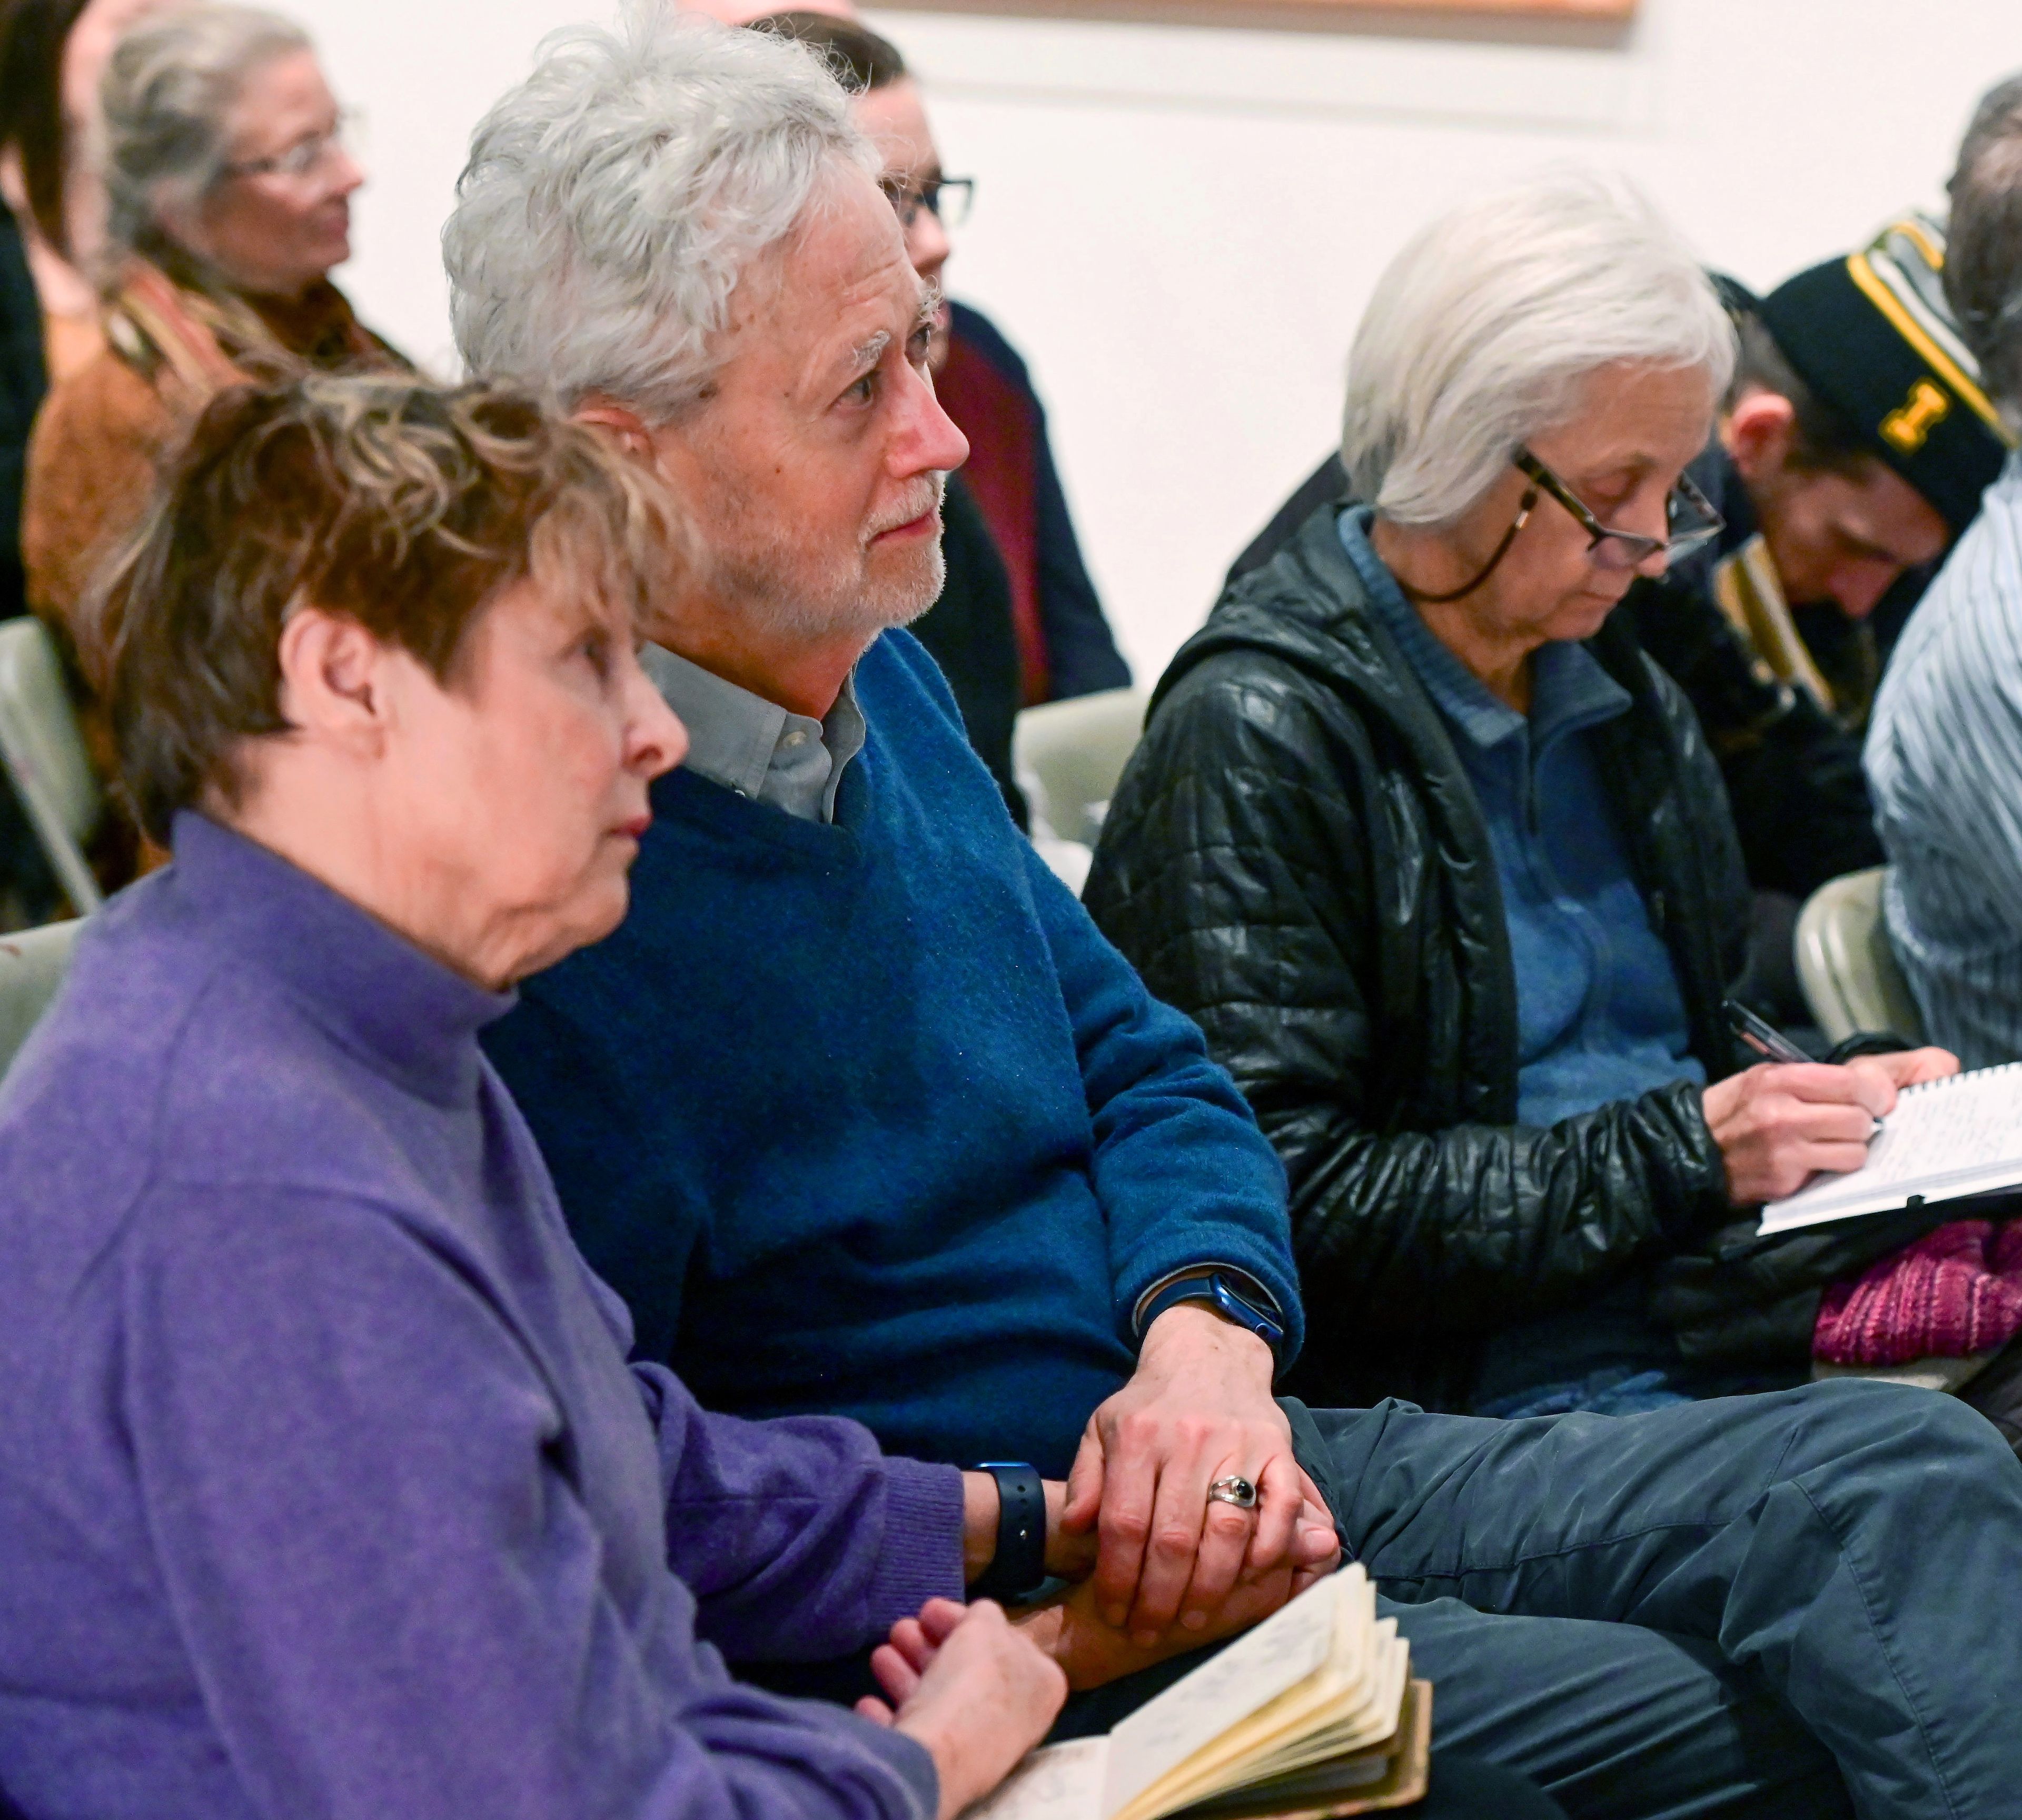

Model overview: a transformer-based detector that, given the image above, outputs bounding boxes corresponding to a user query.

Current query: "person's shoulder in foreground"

[1868,453,2022,1068]
[487,622,1301,1474]
[0,828,965,1820]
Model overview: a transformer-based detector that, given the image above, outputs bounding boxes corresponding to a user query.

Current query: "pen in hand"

[1723,998,1816,1066]
[1722,999,1885,1138]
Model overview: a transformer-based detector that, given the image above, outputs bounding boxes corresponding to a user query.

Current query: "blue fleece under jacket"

[482,629,1298,1477]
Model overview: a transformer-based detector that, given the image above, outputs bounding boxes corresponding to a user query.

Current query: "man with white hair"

[458,4,1336,1656]
[454,16,2022,1815]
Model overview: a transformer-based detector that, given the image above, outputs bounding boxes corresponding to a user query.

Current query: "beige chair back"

[0,620,103,913]
[1794,867,1926,1046]
[0,918,84,1079]
[1013,688,1148,849]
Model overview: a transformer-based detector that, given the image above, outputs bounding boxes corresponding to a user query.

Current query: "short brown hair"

[88,373,683,844]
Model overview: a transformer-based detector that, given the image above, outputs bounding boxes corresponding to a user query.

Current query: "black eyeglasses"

[1515,450,1724,569]
[1404,449,1725,605]
[879,174,975,232]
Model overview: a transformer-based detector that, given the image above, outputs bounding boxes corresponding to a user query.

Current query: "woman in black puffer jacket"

[1086,177,1955,1415]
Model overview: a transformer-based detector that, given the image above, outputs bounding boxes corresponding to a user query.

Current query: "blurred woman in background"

[22,1,402,882]
[1,0,165,913]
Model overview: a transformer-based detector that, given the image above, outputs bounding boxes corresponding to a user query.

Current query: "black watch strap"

[968,1461,1046,1603]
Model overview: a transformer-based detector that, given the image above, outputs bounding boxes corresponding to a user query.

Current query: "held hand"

[855,1599,1066,1820]
[1058,1305,1340,1645]
[1704,1048,1960,1204]
[1012,1554,1332,1692]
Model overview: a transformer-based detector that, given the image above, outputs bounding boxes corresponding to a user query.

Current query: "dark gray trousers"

[1286,1379,2022,1820]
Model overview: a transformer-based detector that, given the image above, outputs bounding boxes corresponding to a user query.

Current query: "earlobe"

[572,402,658,462]
[274,609,383,741]
[1723,390,1796,481]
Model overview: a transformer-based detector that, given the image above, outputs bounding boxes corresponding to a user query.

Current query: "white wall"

[293,0,2022,684]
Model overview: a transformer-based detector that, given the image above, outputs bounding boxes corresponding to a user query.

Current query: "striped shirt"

[1867,453,2022,1068]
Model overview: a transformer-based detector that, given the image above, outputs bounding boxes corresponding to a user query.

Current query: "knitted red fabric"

[1814,1219,2022,1365]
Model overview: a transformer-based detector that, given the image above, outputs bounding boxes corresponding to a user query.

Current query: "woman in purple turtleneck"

[0,374,1067,1820]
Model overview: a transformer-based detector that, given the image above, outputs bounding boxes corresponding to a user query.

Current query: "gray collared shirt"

[641,644,867,824]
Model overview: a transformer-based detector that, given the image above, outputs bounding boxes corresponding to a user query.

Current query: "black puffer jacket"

[1085,503,1755,1411]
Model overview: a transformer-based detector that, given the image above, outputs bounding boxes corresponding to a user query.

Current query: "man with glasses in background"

[720,8,1130,823]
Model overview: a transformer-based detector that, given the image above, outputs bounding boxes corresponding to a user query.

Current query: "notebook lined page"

[1760,1062,2022,1232]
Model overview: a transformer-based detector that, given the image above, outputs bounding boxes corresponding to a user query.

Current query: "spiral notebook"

[1758,1061,2022,1235]
[965,1568,1428,1820]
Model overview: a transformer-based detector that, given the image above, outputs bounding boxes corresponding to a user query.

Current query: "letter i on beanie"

[1760,213,2014,537]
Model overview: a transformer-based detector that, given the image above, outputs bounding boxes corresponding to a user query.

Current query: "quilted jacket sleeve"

[1086,650,1731,1343]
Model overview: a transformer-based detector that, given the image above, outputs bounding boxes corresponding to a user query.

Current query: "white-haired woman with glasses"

[22,0,401,884]
[1086,175,1956,1419]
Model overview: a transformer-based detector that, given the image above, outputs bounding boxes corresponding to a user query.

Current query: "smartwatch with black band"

[967,1461,1047,1603]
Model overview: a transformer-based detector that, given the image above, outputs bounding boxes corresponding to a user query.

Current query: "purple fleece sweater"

[0,813,964,1820]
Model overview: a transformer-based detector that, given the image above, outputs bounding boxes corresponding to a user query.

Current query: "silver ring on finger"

[1207,1474,1258,1510]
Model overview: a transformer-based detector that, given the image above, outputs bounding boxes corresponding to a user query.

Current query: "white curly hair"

[442,4,876,420]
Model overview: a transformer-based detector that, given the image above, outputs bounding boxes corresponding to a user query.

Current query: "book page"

[964,1738,1108,1820]
[1102,1572,1358,1819]
[1173,1680,1432,1820]
[1237,1623,1406,1781]
[1109,1575,1390,1820]
[1760,1062,2022,1233]
[1134,1592,1381,1814]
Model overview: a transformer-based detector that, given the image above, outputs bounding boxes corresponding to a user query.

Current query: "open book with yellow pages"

[966,1567,1430,1820]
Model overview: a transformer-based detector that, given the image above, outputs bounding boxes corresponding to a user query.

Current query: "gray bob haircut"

[1342,174,1736,528]
[102,3,311,275]
[444,5,875,421]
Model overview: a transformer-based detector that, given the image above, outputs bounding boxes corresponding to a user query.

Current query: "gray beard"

[697,495,948,646]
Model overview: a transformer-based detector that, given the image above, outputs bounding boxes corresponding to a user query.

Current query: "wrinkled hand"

[856,1598,1066,1820]
[1704,1048,1959,1204]
[1012,1553,1329,1691]
[1060,1305,1341,1645]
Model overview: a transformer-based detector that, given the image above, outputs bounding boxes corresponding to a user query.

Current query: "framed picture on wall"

[1211,0,1638,12]
[1364,0,1633,10]
[1375,0,1634,11]
[877,0,1640,23]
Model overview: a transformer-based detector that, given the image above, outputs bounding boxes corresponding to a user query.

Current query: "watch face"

[1211,1276,1284,1345]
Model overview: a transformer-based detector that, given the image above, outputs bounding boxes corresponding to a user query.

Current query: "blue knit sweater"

[484,631,1298,1477]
